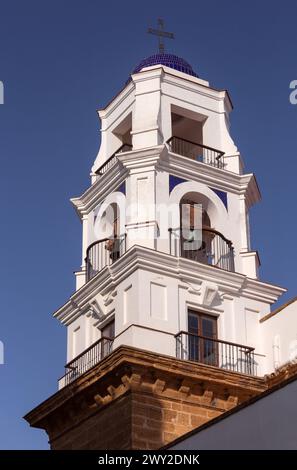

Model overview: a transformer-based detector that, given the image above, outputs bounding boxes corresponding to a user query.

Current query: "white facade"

[54,57,297,387]
[260,298,297,372]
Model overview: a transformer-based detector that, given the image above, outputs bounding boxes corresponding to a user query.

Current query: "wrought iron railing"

[86,234,126,281]
[175,331,256,375]
[167,136,224,169]
[95,143,132,176]
[63,337,113,385]
[169,227,235,272]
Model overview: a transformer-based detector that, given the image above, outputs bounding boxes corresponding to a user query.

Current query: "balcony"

[167,136,224,169]
[176,331,256,376]
[61,337,113,386]
[58,331,255,388]
[169,227,235,272]
[85,228,234,284]
[95,143,132,177]
[86,235,126,281]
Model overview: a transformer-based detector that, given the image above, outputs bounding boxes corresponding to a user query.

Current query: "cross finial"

[147,18,174,54]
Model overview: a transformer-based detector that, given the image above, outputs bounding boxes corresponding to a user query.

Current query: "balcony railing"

[167,136,224,169]
[175,331,256,376]
[86,234,126,281]
[62,337,113,386]
[169,227,235,272]
[95,143,132,176]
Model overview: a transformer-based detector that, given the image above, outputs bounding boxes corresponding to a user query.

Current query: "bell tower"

[25,53,286,450]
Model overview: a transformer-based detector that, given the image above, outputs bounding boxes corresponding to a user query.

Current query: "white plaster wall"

[261,301,297,374]
[64,247,282,378]
[101,267,272,364]
[113,325,175,358]
[67,317,86,363]
[125,169,156,249]
[114,270,139,333]
[92,84,135,172]
[160,76,238,161]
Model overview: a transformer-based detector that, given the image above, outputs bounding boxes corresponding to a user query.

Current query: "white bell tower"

[54,53,285,388]
[28,45,297,451]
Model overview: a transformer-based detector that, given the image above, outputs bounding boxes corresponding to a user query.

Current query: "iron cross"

[147,19,174,54]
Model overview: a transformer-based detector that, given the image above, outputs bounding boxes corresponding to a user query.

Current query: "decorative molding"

[24,345,266,432]
[71,145,260,219]
[71,163,128,218]
[98,80,135,119]
[88,299,104,320]
[161,150,260,202]
[117,145,164,172]
[200,282,219,307]
[103,289,117,307]
[53,245,286,326]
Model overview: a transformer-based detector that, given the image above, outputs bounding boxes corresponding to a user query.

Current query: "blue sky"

[0,0,297,449]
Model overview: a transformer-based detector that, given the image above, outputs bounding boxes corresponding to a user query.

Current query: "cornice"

[162,80,229,115]
[163,149,260,201]
[245,174,261,208]
[99,65,232,123]
[98,80,135,119]
[54,246,285,326]
[242,277,287,303]
[24,344,265,429]
[133,65,232,111]
[72,146,167,217]
[72,145,260,219]
[117,144,165,171]
[71,163,128,218]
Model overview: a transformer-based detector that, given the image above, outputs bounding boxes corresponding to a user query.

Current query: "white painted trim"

[54,245,286,325]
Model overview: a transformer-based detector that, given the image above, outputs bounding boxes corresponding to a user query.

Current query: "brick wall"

[51,395,132,450]
[131,393,220,449]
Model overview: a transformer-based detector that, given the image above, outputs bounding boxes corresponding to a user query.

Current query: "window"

[101,320,115,339]
[188,310,218,366]
[101,319,115,358]
[104,203,121,262]
[179,197,213,264]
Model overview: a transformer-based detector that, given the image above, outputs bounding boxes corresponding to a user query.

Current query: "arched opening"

[168,105,224,169]
[179,194,213,264]
[87,201,126,281]
[169,192,234,271]
[101,202,121,261]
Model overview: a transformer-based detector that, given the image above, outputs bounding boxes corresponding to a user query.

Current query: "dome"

[131,53,199,78]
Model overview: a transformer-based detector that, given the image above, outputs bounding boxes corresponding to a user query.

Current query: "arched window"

[179,195,214,264]
[103,203,121,261]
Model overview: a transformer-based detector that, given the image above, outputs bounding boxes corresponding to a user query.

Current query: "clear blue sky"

[0,0,297,449]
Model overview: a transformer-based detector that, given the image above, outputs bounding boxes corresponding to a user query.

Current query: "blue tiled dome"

[131,53,199,78]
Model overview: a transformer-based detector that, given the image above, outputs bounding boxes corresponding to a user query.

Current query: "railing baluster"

[168,227,234,272]
[95,144,132,177]
[64,337,113,385]
[167,136,224,169]
[85,234,126,281]
[175,331,256,377]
